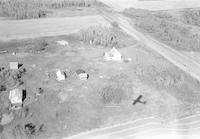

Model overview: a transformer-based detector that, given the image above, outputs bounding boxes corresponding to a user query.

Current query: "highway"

[64,114,200,139]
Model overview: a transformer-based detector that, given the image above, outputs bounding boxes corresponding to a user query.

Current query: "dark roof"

[75,69,86,75]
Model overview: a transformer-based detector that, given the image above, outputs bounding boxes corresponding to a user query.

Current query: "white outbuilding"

[9,62,19,70]
[9,89,23,109]
[104,47,122,61]
[57,40,69,46]
[56,70,66,81]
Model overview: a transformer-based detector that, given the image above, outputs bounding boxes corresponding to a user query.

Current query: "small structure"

[89,40,93,45]
[78,73,88,81]
[12,52,16,56]
[9,89,25,109]
[75,69,88,81]
[104,47,122,61]
[9,62,19,70]
[56,70,66,81]
[57,40,69,46]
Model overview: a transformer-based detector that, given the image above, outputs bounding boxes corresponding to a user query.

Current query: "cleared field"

[99,0,200,11]
[1,30,200,138]
[0,15,110,41]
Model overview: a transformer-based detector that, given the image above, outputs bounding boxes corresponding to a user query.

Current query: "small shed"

[9,62,19,70]
[104,47,122,61]
[56,70,66,81]
[75,69,88,81]
[57,40,69,46]
[9,89,25,109]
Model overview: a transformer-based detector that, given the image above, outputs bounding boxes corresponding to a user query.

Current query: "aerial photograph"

[0,0,200,139]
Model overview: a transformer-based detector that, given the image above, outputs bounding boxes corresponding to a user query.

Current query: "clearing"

[1,27,200,138]
[1,0,200,139]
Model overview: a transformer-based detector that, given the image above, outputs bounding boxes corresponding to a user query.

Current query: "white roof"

[9,62,19,70]
[56,70,65,81]
[57,40,69,46]
[9,89,22,104]
[104,47,122,61]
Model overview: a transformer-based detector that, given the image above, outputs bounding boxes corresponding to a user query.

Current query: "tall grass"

[0,0,97,19]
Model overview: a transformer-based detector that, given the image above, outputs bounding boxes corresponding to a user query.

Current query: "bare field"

[0,29,200,138]
[99,0,200,11]
[0,15,110,41]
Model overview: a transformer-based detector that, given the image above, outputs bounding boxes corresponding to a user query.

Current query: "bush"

[79,26,118,47]
[98,86,125,104]
[181,10,200,27]
[111,21,119,28]
[98,73,132,104]
[0,68,25,91]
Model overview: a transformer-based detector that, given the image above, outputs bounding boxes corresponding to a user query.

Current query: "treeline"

[79,26,118,47]
[0,0,96,19]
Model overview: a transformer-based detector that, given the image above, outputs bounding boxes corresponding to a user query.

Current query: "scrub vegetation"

[123,8,200,51]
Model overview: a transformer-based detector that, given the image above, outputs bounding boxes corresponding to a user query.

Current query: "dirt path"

[0,15,109,41]
[65,114,200,139]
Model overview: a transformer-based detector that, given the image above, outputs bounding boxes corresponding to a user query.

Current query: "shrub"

[0,68,25,90]
[181,10,200,27]
[98,86,125,104]
[98,73,132,104]
[111,21,119,28]
[79,26,118,47]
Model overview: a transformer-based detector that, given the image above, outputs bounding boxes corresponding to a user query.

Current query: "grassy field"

[1,32,200,138]
[0,25,200,138]
[123,8,200,51]
[0,0,100,19]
